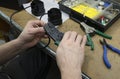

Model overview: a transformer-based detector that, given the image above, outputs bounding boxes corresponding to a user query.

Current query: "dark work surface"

[0,0,23,10]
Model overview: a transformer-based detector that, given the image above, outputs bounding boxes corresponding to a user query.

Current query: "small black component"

[48,8,62,26]
[44,22,64,45]
[31,0,45,16]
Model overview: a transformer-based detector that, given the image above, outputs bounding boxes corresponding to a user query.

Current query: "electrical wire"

[37,36,51,49]
[9,6,31,40]
[39,13,52,49]
[10,6,31,27]
[39,13,47,20]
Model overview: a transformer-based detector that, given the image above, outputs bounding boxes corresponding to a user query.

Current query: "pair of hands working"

[20,20,87,79]
[0,20,86,79]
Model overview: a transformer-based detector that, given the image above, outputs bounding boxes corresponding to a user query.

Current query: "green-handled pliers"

[80,22,112,50]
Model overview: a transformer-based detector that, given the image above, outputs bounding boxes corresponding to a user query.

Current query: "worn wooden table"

[0,5,120,79]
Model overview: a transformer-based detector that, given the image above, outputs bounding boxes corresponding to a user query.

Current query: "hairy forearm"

[61,69,82,79]
[0,39,24,65]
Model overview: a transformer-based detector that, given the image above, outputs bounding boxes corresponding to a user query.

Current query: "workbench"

[0,4,120,79]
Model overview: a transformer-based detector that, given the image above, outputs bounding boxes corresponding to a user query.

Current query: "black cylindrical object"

[48,8,62,26]
[31,0,45,16]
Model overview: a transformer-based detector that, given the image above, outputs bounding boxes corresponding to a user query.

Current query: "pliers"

[80,22,112,50]
[100,39,120,69]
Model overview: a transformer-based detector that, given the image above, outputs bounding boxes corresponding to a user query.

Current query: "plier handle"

[100,39,120,69]
[80,22,112,50]
[86,33,94,50]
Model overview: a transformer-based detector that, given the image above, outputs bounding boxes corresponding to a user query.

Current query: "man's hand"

[17,20,46,49]
[56,31,87,79]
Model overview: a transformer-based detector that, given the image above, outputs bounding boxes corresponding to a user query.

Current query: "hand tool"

[100,39,120,69]
[44,22,91,46]
[44,22,64,46]
[80,22,112,50]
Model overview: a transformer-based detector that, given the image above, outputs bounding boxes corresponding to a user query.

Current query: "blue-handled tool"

[100,39,120,69]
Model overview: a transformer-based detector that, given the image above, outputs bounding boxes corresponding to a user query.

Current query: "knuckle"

[78,34,82,38]
[72,31,77,34]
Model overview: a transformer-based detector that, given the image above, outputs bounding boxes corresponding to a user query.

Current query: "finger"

[81,35,87,47]
[75,34,82,44]
[61,31,71,42]
[43,35,48,38]
[36,20,45,26]
[31,27,45,34]
[29,20,45,27]
[69,31,78,42]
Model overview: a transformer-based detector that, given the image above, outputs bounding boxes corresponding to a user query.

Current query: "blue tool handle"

[103,45,111,69]
[107,44,120,54]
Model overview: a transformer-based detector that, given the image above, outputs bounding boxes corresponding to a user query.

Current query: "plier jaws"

[100,39,120,69]
[80,22,95,34]
[80,22,95,50]
[80,22,112,39]
[80,22,112,50]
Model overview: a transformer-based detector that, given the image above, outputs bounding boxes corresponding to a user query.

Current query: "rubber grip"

[103,45,111,69]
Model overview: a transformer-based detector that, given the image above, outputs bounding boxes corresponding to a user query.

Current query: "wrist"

[14,38,26,50]
[61,69,82,79]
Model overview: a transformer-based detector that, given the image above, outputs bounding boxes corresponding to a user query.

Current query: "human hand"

[56,31,87,79]
[17,20,46,49]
